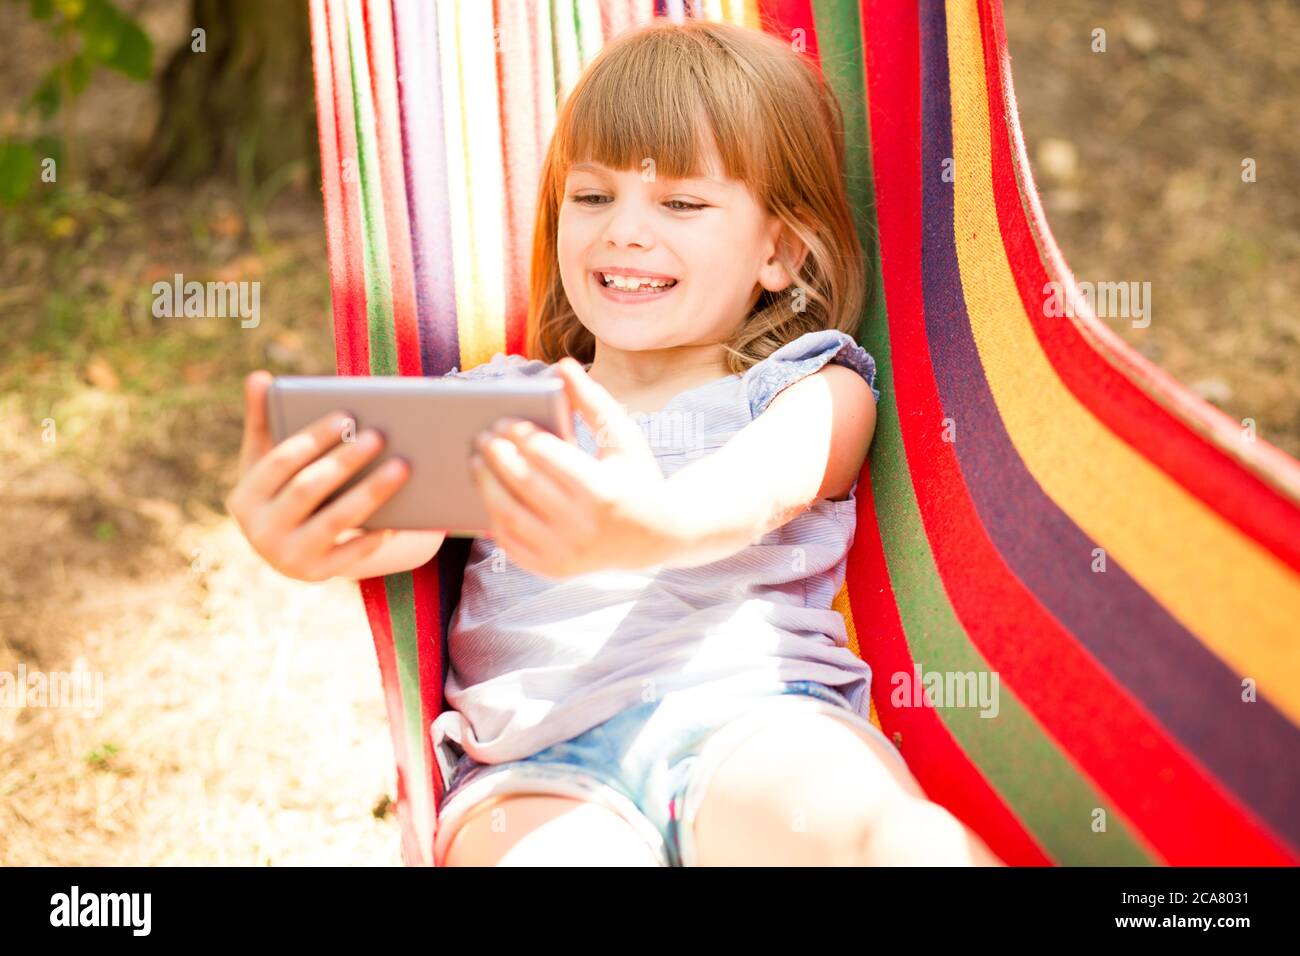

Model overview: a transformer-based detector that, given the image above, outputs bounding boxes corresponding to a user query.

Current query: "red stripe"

[981,0,1300,572]
[525,0,557,355]
[599,0,639,39]
[316,0,369,376]
[359,577,423,865]
[412,561,444,867]
[758,0,820,67]
[363,0,423,377]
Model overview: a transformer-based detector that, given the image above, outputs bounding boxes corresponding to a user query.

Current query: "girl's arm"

[658,363,876,568]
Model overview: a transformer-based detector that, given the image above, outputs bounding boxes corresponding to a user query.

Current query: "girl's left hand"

[470,357,679,580]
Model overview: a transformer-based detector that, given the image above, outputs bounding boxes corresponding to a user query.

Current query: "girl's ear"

[758,214,811,293]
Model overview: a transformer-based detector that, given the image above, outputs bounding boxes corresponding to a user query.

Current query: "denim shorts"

[431,679,907,866]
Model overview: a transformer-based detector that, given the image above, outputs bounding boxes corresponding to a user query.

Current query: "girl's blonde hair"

[527,17,867,372]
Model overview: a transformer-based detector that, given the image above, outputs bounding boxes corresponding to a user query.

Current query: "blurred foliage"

[0,0,152,205]
[145,0,316,187]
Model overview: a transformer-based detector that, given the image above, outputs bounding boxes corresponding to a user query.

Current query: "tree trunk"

[146,0,317,185]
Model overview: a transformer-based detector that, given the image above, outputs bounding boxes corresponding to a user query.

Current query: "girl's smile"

[591,269,681,305]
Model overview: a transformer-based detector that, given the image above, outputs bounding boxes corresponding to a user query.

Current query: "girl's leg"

[689,711,1004,866]
[442,793,663,866]
[857,796,1005,867]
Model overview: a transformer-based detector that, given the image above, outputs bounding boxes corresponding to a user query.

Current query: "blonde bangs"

[527,18,867,370]
[549,30,769,200]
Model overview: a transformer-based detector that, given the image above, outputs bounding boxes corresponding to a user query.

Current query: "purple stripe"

[393,0,459,376]
[918,0,1300,847]
[436,536,472,709]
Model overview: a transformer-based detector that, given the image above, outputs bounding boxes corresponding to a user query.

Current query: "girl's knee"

[857,797,1004,866]
[689,712,921,865]
[442,794,661,866]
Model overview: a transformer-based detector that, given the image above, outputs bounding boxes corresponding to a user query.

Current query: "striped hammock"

[308,0,1300,866]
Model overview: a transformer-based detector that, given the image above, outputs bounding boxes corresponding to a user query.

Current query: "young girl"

[227,18,1002,867]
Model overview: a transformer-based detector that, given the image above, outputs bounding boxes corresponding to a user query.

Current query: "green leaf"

[27,66,62,119]
[105,12,151,80]
[73,0,151,80]
[0,140,39,206]
[32,134,64,169]
[67,50,92,93]
[29,0,54,20]
[75,0,119,62]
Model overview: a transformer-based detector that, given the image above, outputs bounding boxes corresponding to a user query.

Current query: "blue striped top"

[430,329,882,771]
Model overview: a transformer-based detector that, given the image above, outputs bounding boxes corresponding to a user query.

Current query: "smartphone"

[266,374,573,535]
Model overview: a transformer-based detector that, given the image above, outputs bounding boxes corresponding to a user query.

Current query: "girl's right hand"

[224,370,444,582]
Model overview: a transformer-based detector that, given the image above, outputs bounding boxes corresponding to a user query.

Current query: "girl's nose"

[600,199,657,247]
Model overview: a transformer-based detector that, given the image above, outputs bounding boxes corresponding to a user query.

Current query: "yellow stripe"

[944,0,1300,721]
[440,0,508,367]
[868,692,883,735]
[715,0,755,27]
[834,583,859,658]
[835,585,886,733]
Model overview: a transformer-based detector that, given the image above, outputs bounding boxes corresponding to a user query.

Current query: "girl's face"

[558,133,797,361]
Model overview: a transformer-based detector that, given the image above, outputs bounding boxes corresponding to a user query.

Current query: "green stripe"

[814,0,1152,865]
[550,0,581,99]
[571,0,586,66]
[384,571,431,818]
[574,0,602,67]
[345,0,397,376]
[537,1,557,118]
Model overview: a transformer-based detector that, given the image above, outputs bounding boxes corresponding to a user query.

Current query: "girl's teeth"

[602,273,675,291]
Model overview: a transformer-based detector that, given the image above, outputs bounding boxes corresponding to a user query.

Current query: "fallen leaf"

[85,356,120,391]
[215,254,264,283]
[1037,137,1078,183]
[209,204,245,240]
[1124,15,1158,54]
[182,361,219,385]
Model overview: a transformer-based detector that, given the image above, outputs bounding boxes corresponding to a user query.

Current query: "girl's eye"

[569,194,703,212]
